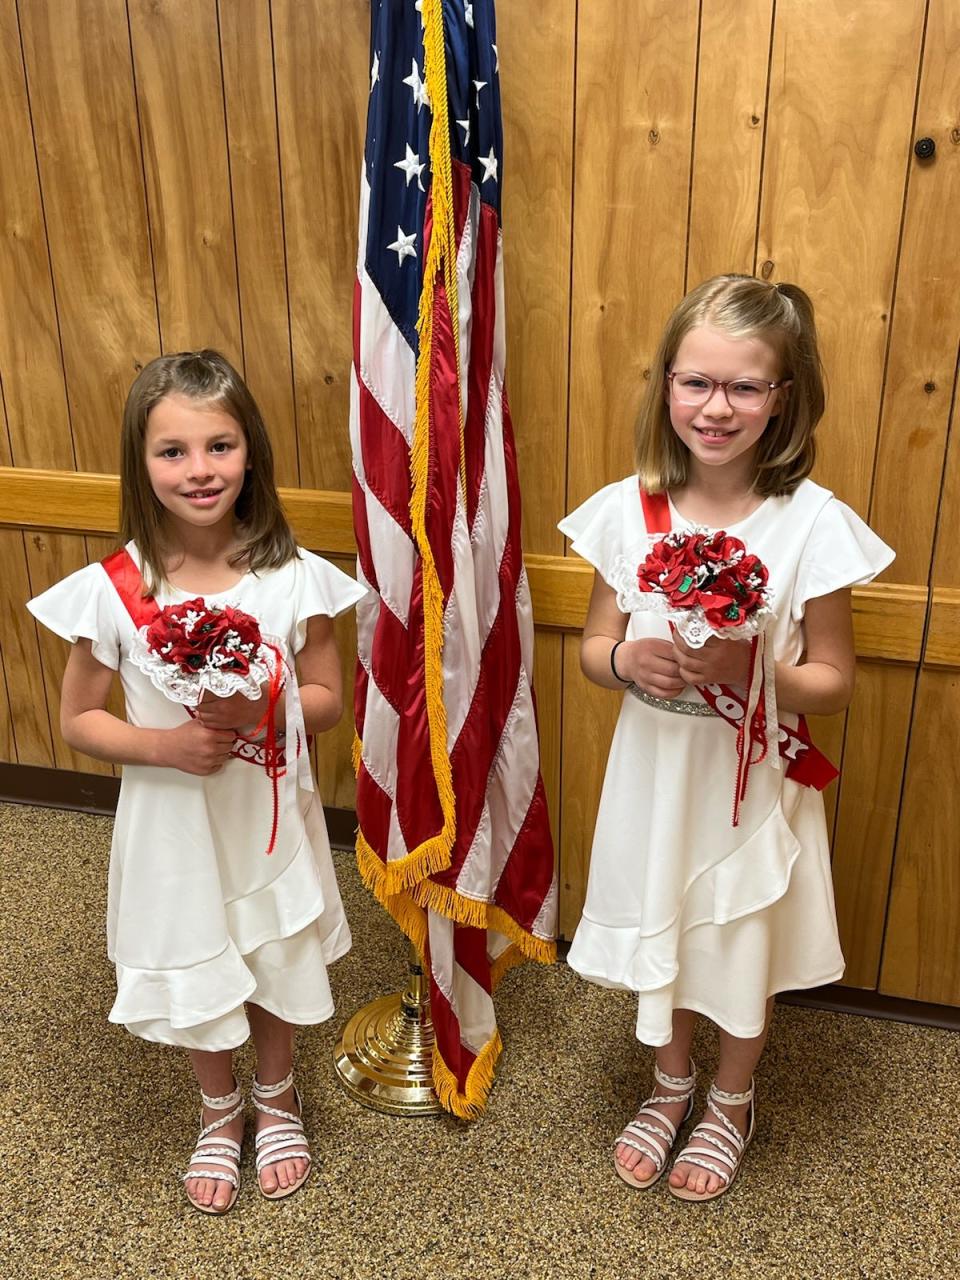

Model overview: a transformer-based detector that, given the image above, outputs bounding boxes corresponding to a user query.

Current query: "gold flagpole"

[335,0,458,1119]
[333,942,443,1116]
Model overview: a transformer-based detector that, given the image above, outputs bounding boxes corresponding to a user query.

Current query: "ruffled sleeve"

[291,549,368,653]
[557,481,625,587]
[792,498,895,621]
[27,563,121,670]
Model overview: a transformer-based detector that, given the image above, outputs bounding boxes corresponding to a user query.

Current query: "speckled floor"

[1,802,958,1280]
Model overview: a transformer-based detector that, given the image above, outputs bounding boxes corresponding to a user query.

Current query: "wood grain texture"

[129,0,242,363]
[569,0,700,507]
[0,641,14,760]
[879,336,960,1003]
[18,0,159,473]
[879,669,960,1003]
[831,662,916,989]
[218,0,299,487]
[272,0,368,491]
[687,0,773,283]
[869,0,960,584]
[0,0,73,470]
[757,0,925,512]
[558,635,620,937]
[313,554,359,811]
[0,528,53,765]
[23,531,113,774]
[533,629,562,869]
[497,0,574,554]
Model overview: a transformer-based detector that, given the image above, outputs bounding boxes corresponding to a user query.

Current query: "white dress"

[558,478,895,1046]
[28,544,366,1052]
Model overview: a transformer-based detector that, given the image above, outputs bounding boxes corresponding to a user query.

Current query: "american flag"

[349,0,557,1117]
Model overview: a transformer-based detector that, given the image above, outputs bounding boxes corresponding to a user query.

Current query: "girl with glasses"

[559,275,893,1201]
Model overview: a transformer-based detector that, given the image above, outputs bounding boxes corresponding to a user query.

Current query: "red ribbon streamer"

[637,487,838,807]
[101,548,290,854]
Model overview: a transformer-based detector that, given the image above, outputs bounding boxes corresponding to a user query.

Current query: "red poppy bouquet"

[635,528,772,644]
[133,598,282,706]
[130,598,289,853]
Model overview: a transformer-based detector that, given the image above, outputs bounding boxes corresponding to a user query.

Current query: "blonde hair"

[119,350,297,592]
[634,274,825,497]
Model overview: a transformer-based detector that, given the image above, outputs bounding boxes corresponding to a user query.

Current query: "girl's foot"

[614,1061,696,1189]
[252,1073,312,1199]
[668,1080,755,1201]
[183,1082,244,1214]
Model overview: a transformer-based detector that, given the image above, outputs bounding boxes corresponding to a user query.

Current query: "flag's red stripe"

[453,923,493,996]
[464,200,498,531]
[429,969,478,1094]
[423,274,461,602]
[356,761,393,861]
[394,562,445,852]
[359,382,412,537]
[493,778,556,931]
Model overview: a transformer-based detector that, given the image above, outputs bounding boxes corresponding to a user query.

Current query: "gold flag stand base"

[333,943,444,1116]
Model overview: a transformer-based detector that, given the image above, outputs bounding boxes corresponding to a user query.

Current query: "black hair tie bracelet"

[610,640,631,684]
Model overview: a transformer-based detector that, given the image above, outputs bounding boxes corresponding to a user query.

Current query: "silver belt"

[627,683,719,717]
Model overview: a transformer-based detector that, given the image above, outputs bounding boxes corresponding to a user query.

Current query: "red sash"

[638,488,838,792]
[101,547,292,852]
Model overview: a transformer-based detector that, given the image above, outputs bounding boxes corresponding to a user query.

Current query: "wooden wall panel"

[880,350,960,1004]
[498,1,574,555]
[272,0,368,492]
[686,0,773,284]
[568,0,700,507]
[129,0,242,364]
[756,0,925,512]
[219,0,300,487]
[314,554,360,811]
[0,529,53,766]
[533,630,563,866]
[18,0,159,473]
[558,636,619,938]
[868,0,960,584]
[0,1,73,470]
[0,643,14,761]
[830,663,916,988]
[23,531,113,775]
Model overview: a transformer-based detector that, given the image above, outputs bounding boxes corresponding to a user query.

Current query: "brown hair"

[119,350,297,591]
[634,274,825,497]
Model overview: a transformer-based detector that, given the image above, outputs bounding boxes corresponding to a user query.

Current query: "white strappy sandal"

[613,1061,697,1189]
[668,1078,755,1202]
[252,1071,312,1201]
[181,1080,244,1215]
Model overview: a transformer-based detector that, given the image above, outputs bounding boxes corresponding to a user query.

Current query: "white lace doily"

[129,624,287,707]
[611,550,775,648]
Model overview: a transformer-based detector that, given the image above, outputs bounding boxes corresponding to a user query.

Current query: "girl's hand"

[161,719,236,775]
[616,638,686,699]
[673,634,753,689]
[195,687,272,733]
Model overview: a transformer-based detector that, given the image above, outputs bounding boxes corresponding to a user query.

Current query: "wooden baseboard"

[0,762,357,851]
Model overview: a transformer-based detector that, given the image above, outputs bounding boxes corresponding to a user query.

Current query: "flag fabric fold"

[349,0,557,1117]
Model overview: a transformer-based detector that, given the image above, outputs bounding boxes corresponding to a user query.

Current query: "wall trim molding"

[0,465,930,662]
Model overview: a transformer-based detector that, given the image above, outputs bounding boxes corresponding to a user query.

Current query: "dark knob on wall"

[914,137,936,160]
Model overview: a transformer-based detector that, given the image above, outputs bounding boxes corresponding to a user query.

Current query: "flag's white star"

[394,143,426,190]
[403,59,429,111]
[388,226,417,265]
[415,0,425,22]
[464,3,474,26]
[456,117,471,148]
[473,79,487,108]
[492,43,499,73]
[370,51,380,92]
[479,147,498,184]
